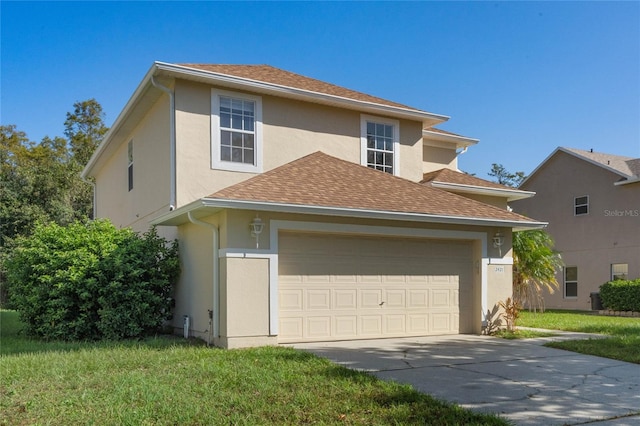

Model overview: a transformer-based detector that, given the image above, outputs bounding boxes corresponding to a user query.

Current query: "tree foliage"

[488,163,526,188]
[5,220,179,341]
[512,229,564,312]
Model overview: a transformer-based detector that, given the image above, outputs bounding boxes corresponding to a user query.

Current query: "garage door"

[278,232,474,343]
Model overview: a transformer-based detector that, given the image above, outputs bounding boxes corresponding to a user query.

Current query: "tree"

[512,229,564,312]
[488,163,526,187]
[65,98,108,167]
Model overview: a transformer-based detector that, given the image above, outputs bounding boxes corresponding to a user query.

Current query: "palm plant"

[512,229,564,312]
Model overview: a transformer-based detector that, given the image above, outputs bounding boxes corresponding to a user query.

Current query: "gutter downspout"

[151,76,177,211]
[187,212,219,346]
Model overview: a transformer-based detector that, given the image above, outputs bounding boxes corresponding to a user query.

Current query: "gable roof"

[421,168,535,202]
[521,147,640,187]
[153,152,544,229]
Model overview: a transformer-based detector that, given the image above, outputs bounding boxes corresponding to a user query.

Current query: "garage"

[278,232,475,343]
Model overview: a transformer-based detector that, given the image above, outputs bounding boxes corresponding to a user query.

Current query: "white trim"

[488,257,514,265]
[211,88,263,173]
[422,129,479,149]
[574,194,589,216]
[360,114,400,176]
[267,219,490,337]
[429,181,536,201]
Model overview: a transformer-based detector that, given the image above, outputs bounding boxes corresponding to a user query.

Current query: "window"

[564,266,578,298]
[127,140,133,191]
[211,89,262,173]
[611,264,628,281]
[574,195,589,215]
[361,115,399,175]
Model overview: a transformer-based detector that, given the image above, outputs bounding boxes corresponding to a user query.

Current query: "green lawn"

[0,310,508,425]
[518,310,640,364]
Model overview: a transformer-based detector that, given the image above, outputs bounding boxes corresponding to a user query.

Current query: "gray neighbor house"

[512,147,640,311]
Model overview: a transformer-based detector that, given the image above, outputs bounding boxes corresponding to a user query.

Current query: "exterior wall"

[94,95,172,233]
[171,208,513,347]
[513,151,640,310]
[422,145,458,173]
[173,79,431,207]
[452,193,509,210]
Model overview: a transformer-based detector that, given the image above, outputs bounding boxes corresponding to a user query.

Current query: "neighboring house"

[82,62,543,348]
[512,147,640,311]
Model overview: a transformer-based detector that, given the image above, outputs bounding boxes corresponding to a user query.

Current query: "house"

[82,62,544,348]
[512,147,640,310]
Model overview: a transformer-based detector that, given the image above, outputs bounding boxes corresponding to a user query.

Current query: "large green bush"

[5,220,179,340]
[600,279,640,312]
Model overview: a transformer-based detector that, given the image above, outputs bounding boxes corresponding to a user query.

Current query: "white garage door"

[278,232,474,343]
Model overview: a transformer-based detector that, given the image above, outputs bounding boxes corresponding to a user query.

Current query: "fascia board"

[151,197,547,229]
[422,129,479,149]
[614,177,640,186]
[155,62,449,126]
[430,182,536,201]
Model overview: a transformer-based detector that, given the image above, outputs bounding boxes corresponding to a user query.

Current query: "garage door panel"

[278,232,473,343]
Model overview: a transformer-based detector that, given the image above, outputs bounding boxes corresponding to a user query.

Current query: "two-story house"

[512,147,640,311]
[82,62,543,348]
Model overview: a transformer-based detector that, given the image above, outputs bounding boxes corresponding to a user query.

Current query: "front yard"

[0,310,507,425]
[518,309,640,364]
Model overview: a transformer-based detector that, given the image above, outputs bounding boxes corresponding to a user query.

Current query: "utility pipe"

[151,76,177,211]
[187,212,219,346]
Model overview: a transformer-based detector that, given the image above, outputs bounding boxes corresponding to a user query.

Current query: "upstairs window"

[361,115,399,175]
[127,140,133,191]
[574,195,589,215]
[211,89,262,173]
[564,266,578,298]
[611,263,628,281]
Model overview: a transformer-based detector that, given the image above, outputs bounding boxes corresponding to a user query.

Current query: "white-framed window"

[611,263,628,281]
[564,266,578,298]
[574,195,589,216]
[211,89,263,173]
[360,114,399,175]
[127,140,133,191]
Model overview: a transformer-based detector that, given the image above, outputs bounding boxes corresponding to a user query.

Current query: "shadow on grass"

[1,310,205,357]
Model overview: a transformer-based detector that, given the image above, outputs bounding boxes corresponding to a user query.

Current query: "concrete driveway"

[291,333,640,426]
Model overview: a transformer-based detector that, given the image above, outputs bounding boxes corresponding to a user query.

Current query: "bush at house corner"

[5,220,179,341]
[600,279,640,312]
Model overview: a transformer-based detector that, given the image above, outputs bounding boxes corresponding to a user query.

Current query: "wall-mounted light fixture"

[493,232,504,257]
[250,215,264,249]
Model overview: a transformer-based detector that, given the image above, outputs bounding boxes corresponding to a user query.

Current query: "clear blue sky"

[2,1,639,179]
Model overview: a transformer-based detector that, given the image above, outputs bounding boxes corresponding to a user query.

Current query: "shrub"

[600,279,640,312]
[5,220,179,341]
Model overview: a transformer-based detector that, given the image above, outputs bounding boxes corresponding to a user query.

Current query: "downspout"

[151,76,177,211]
[187,212,219,346]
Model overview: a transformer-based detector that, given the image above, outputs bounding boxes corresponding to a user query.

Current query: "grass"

[518,310,640,364]
[1,310,509,425]
[494,328,556,339]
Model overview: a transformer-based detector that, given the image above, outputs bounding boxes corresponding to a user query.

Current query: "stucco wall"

[422,145,458,173]
[513,151,640,310]
[173,79,427,207]
[94,95,172,232]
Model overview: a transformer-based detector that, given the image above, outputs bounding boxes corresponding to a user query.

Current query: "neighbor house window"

[574,195,589,215]
[611,264,628,281]
[361,115,399,175]
[128,140,133,191]
[211,89,262,173]
[564,266,578,298]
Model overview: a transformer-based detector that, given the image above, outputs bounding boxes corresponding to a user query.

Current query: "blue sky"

[2,1,639,179]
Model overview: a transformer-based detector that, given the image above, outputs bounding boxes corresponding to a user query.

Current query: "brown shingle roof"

[208,152,537,223]
[562,147,638,178]
[421,168,515,190]
[179,64,419,111]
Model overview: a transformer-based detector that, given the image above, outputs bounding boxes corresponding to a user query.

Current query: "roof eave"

[156,62,449,126]
[151,197,547,229]
[430,182,536,201]
[614,177,640,186]
[422,129,479,149]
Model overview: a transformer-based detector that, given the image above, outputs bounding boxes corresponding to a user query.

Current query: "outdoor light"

[250,215,264,249]
[493,232,504,256]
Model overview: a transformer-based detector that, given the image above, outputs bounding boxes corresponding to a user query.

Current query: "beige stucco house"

[82,62,543,348]
[513,147,640,311]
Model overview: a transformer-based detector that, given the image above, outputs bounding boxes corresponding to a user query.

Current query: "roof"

[153,152,544,229]
[521,147,640,187]
[180,64,417,111]
[421,168,535,202]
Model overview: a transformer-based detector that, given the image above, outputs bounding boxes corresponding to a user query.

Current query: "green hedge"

[600,279,640,312]
[5,220,179,341]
